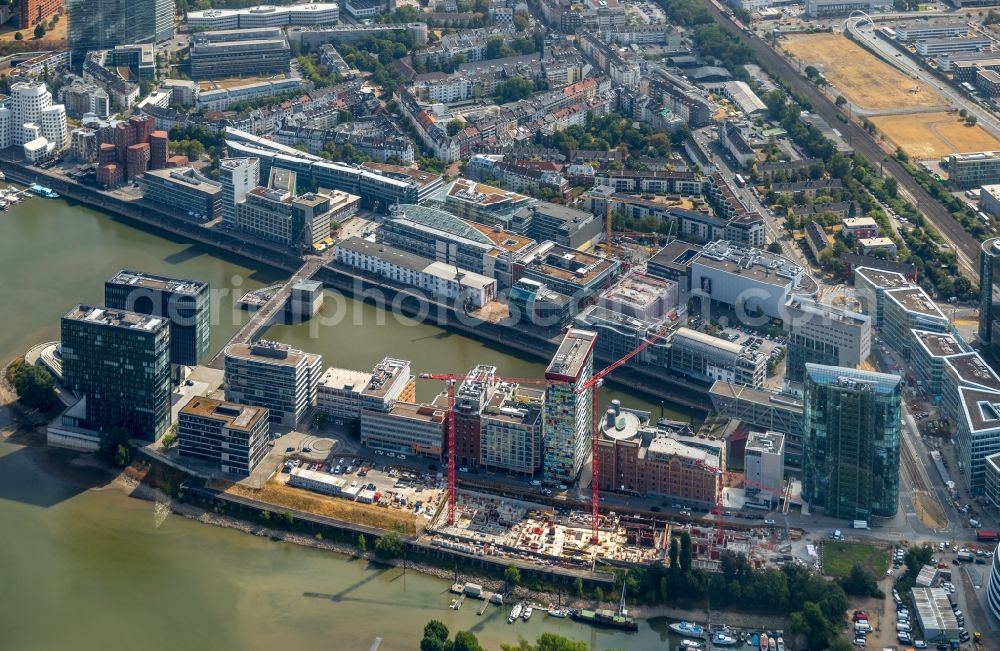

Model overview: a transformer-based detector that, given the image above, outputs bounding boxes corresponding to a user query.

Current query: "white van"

[896,623,911,633]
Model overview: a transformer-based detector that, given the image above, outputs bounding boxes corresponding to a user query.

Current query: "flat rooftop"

[746,430,785,453]
[784,295,870,327]
[545,328,598,382]
[362,358,411,399]
[225,340,315,366]
[708,380,804,413]
[854,266,913,290]
[912,329,965,358]
[693,240,806,289]
[467,221,535,254]
[885,287,947,320]
[64,305,167,333]
[361,162,441,189]
[521,241,615,286]
[384,400,447,424]
[945,352,1000,391]
[601,273,674,309]
[446,178,531,208]
[648,240,703,272]
[318,366,371,392]
[107,269,209,295]
[180,396,267,432]
[643,434,718,467]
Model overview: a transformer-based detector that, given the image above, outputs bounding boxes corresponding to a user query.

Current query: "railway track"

[703,3,980,282]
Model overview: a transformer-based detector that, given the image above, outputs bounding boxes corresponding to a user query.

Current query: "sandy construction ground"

[782,33,943,111]
[871,111,1000,159]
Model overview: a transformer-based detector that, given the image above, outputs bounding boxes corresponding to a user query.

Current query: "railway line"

[703,1,981,282]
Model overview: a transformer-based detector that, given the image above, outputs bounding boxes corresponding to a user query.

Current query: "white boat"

[547,608,569,618]
[522,605,533,621]
[712,631,739,646]
[776,637,785,651]
[669,621,706,638]
[508,602,523,624]
[0,171,7,180]
[681,641,703,650]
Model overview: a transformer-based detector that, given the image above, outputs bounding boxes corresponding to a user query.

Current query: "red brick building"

[148,130,168,170]
[126,143,150,180]
[18,0,63,29]
[596,403,722,509]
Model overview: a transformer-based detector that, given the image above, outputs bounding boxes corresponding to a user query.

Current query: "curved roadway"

[706,4,980,282]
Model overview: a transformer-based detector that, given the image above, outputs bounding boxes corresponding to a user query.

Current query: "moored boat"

[28,183,58,198]
[751,633,760,647]
[712,630,739,646]
[760,633,769,649]
[522,605,533,621]
[776,636,785,651]
[570,609,639,631]
[681,640,703,650]
[547,607,569,618]
[768,636,777,651]
[668,621,706,639]
[508,602,523,623]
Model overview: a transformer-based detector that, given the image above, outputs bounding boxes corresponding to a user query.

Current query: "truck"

[852,520,870,530]
[957,550,974,563]
[976,530,1000,542]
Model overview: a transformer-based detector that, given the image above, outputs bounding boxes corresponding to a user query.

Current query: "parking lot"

[278,452,446,522]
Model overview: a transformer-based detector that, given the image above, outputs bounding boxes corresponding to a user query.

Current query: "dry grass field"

[782,33,943,111]
[223,480,420,535]
[871,111,1000,159]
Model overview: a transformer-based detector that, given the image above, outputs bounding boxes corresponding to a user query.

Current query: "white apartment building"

[220,157,260,227]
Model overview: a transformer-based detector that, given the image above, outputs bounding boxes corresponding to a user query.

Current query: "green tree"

[494,76,535,103]
[592,586,604,602]
[767,242,783,254]
[668,537,679,569]
[680,531,693,573]
[160,432,177,449]
[502,633,589,651]
[14,31,22,41]
[421,620,450,651]
[573,576,584,597]
[357,533,367,554]
[835,95,846,107]
[33,22,45,39]
[960,108,968,117]
[8,360,57,411]
[841,562,881,598]
[374,531,404,558]
[452,631,483,651]
[504,564,522,588]
[98,427,133,468]
[966,115,978,126]
[447,119,466,137]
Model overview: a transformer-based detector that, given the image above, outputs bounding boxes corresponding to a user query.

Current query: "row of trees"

[6,360,57,412]
[422,621,594,651]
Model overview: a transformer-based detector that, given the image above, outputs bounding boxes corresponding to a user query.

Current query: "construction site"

[421,489,795,574]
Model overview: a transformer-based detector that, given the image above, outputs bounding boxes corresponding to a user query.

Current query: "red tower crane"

[420,327,667,541]
[576,327,667,544]
[418,371,559,526]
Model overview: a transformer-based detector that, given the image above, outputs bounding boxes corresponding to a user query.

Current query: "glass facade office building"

[104,269,211,367]
[68,0,173,56]
[803,364,903,520]
[61,304,172,442]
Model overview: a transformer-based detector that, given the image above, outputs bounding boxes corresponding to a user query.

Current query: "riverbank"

[0,364,782,632]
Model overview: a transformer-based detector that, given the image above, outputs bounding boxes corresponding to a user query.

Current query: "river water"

[0,197,703,650]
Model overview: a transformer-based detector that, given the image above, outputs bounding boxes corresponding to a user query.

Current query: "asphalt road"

[706,4,981,282]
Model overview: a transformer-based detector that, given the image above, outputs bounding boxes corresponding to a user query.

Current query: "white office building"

[10,81,52,146]
[744,431,785,507]
[40,104,68,151]
[224,340,322,429]
[220,157,260,227]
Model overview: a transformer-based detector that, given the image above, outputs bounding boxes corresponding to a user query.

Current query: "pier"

[207,256,327,369]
